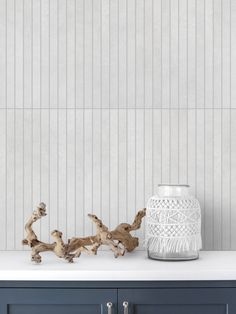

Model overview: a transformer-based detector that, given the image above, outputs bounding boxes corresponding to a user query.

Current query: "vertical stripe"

[0,0,235,251]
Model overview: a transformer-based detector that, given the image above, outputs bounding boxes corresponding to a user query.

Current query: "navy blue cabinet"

[118,288,236,314]
[0,282,236,314]
[0,288,117,314]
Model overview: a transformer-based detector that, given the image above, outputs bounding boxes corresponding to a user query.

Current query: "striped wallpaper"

[0,0,235,251]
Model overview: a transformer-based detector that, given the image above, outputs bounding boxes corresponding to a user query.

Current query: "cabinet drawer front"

[118,288,236,314]
[0,288,117,314]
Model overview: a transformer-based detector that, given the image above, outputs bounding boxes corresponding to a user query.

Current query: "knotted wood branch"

[22,203,73,263]
[110,208,146,252]
[67,208,146,257]
[22,202,47,247]
[23,203,146,263]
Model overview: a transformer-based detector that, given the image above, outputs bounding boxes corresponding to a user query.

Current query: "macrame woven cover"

[145,197,202,254]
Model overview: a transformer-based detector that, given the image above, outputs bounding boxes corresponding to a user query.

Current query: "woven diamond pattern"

[146,194,202,253]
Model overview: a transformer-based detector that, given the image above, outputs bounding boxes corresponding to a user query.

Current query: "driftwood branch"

[110,208,146,252]
[67,208,146,258]
[22,202,47,247]
[22,203,73,263]
[23,203,146,263]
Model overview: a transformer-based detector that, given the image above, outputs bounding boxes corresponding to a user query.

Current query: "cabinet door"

[0,288,117,314]
[118,288,236,314]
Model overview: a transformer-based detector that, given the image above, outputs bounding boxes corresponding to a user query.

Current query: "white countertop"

[0,251,236,281]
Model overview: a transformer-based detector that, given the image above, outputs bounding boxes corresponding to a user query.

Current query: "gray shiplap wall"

[0,0,235,251]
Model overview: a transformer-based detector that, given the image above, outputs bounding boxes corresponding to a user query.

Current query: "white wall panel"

[213,0,222,109]
[110,0,118,109]
[6,110,15,249]
[222,0,230,110]
[118,110,127,222]
[58,109,67,236]
[101,109,110,229]
[231,110,236,249]
[32,110,41,238]
[170,0,179,109]
[178,110,188,184]
[101,0,109,109]
[0,112,6,249]
[196,0,204,109]
[196,110,205,247]
[23,0,32,109]
[41,0,49,109]
[213,109,222,249]
[93,0,101,109]
[75,110,85,236]
[221,110,231,249]
[136,0,144,109]
[127,0,135,109]
[66,109,76,238]
[67,0,76,109]
[232,0,236,108]
[187,0,196,109]
[84,0,92,109]
[32,0,40,109]
[136,109,145,243]
[0,0,6,109]
[23,110,33,246]
[49,109,59,236]
[84,109,93,235]
[144,110,153,203]
[40,109,50,243]
[0,0,235,251]
[92,109,102,228]
[14,110,24,249]
[75,0,84,109]
[204,109,214,249]
[58,0,66,109]
[110,109,118,228]
[119,0,127,109]
[187,110,196,195]
[170,110,179,183]
[152,0,161,108]
[161,110,170,182]
[49,0,58,109]
[127,109,136,226]
[15,0,23,109]
[161,0,170,109]
[178,0,187,109]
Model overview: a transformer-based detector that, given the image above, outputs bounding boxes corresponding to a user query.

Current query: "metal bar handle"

[107,302,113,314]
[123,301,129,314]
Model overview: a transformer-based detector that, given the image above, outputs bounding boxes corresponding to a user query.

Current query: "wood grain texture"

[0,0,235,250]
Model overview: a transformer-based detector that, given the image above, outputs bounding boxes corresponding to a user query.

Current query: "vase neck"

[157,185,190,197]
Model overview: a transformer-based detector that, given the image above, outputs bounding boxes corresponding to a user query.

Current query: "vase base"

[148,250,199,261]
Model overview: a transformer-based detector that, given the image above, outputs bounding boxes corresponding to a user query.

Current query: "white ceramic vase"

[146,184,202,261]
